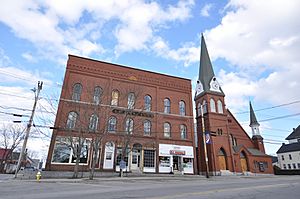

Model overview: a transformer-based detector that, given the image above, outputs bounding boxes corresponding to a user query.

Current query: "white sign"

[159,144,194,158]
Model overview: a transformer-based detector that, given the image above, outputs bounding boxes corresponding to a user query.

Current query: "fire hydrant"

[36,171,41,182]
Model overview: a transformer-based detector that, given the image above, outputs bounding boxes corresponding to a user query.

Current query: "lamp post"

[200,103,209,178]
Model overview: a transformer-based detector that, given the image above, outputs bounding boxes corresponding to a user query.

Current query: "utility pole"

[14,81,43,178]
[200,104,209,178]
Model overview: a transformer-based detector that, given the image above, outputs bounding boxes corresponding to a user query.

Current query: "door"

[218,156,227,170]
[131,149,140,170]
[172,156,182,171]
[240,158,248,172]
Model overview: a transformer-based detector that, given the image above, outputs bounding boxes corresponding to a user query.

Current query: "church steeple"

[195,34,224,97]
[249,101,261,137]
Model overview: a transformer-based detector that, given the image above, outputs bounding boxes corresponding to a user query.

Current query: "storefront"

[159,144,194,174]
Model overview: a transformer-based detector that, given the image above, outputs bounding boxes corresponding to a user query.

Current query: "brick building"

[195,35,273,175]
[45,55,196,174]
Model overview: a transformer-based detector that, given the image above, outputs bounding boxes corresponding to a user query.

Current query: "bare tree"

[0,124,25,173]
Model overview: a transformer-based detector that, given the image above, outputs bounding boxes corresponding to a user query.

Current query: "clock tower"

[195,35,233,175]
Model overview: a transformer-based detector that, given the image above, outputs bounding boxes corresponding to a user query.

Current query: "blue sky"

[0,0,299,159]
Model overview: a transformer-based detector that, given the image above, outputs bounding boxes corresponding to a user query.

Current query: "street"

[0,175,300,199]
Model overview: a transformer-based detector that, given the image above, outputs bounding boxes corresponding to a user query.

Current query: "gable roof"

[277,142,300,154]
[232,145,268,157]
[286,125,300,140]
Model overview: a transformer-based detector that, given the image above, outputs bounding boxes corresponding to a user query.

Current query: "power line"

[234,100,300,114]
[260,112,300,122]
[0,110,30,117]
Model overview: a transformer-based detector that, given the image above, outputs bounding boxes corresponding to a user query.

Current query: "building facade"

[277,125,300,170]
[195,35,273,175]
[45,55,196,174]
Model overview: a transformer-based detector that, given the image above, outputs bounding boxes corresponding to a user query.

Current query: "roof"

[271,156,278,163]
[277,142,300,154]
[232,145,268,156]
[286,125,300,140]
[197,35,224,95]
[249,101,260,126]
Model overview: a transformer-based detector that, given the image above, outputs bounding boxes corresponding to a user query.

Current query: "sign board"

[120,160,126,169]
[159,144,193,158]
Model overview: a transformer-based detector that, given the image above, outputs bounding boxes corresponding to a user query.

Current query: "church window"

[217,100,223,114]
[202,100,207,114]
[210,98,216,112]
[197,102,202,117]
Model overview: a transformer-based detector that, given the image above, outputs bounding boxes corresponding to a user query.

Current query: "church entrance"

[218,148,227,170]
[240,151,248,172]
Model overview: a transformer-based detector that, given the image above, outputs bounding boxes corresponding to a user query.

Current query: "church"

[195,35,273,175]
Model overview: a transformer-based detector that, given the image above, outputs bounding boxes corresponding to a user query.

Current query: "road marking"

[145,182,300,199]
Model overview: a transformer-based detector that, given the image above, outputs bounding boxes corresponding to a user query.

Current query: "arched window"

[202,100,207,114]
[180,124,187,139]
[164,122,171,138]
[217,100,223,114]
[66,111,78,129]
[127,92,135,109]
[210,98,216,112]
[93,86,102,105]
[144,120,151,136]
[197,102,202,117]
[72,83,82,101]
[179,101,186,116]
[125,118,134,134]
[144,95,152,111]
[164,98,171,114]
[111,90,119,106]
[108,116,117,132]
[89,114,98,131]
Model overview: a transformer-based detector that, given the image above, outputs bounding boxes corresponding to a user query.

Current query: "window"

[144,95,152,111]
[66,111,78,129]
[144,120,151,136]
[180,124,187,139]
[72,83,82,101]
[293,163,296,169]
[93,86,102,105]
[217,128,223,135]
[202,100,207,114]
[72,140,89,164]
[125,118,134,134]
[289,154,292,160]
[116,147,129,166]
[288,164,291,169]
[108,116,117,132]
[283,164,286,169]
[111,90,119,106]
[210,98,216,112]
[164,122,171,138]
[197,103,202,117]
[179,101,186,116]
[217,100,223,114]
[89,114,98,132]
[164,98,171,114]
[127,92,135,109]
[144,150,155,167]
[281,155,284,160]
[297,163,300,169]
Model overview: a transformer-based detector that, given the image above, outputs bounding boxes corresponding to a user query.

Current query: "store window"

[116,147,129,166]
[71,140,89,164]
[159,156,170,167]
[72,83,82,101]
[144,95,152,111]
[144,150,155,167]
[183,158,193,169]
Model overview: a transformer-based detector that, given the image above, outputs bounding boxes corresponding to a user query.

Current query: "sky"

[0,0,300,160]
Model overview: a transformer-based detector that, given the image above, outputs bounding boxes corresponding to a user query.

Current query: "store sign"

[112,108,154,118]
[170,150,185,155]
[159,144,193,158]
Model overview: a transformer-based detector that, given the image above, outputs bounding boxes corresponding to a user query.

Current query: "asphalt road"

[0,175,300,199]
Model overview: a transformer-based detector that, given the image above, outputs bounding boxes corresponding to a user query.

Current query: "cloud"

[200,3,213,17]
[204,0,300,111]
[0,0,195,62]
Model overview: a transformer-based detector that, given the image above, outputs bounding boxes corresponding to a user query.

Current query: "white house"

[277,125,300,170]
